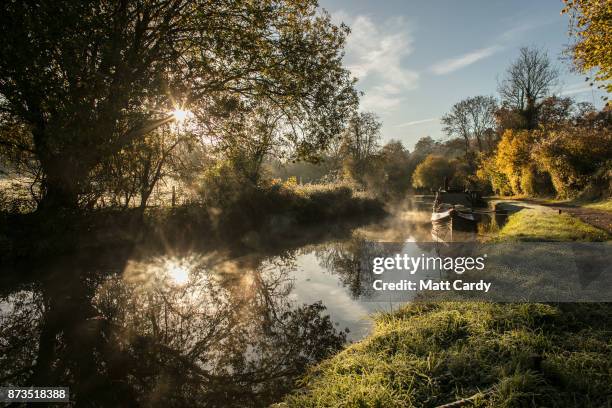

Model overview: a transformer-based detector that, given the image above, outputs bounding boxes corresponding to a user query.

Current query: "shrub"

[412,155,455,190]
[198,159,254,209]
[478,126,610,198]
[493,129,537,195]
[197,162,385,239]
[476,155,513,196]
[532,126,612,198]
[519,164,554,197]
[0,180,38,213]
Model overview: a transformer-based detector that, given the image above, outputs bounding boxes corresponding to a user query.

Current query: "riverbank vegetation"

[0,180,385,262]
[279,302,611,408]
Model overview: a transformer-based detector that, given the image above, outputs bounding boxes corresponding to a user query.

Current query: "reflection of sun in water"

[122,254,208,289]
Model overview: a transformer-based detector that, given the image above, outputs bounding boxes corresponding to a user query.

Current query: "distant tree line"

[412,44,611,199]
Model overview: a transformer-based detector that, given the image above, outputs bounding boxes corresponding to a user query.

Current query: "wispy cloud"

[560,83,595,96]
[429,16,553,77]
[498,17,557,42]
[396,118,438,127]
[431,46,502,75]
[333,12,418,111]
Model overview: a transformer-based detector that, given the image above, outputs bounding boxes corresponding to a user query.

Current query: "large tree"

[498,47,559,129]
[441,95,497,153]
[0,0,357,210]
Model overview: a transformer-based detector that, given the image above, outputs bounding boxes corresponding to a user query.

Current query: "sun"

[171,108,191,123]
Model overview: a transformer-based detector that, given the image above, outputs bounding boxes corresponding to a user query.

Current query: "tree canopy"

[0,0,358,209]
[562,0,612,101]
[411,155,455,191]
[441,95,497,153]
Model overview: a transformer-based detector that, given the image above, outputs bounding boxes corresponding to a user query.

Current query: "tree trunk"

[524,98,538,130]
[38,161,83,211]
[475,134,483,152]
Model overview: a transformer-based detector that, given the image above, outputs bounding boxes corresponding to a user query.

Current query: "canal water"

[0,200,495,406]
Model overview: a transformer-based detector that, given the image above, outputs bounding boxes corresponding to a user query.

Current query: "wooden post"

[172,185,176,207]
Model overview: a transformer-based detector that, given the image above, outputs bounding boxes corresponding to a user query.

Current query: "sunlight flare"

[167,261,190,284]
[171,108,191,123]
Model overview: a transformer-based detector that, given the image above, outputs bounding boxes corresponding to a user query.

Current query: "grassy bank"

[280,303,611,407]
[495,208,609,241]
[200,182,385,239]
[0,183,386,262]
[278,208,611,407]
[582,198,612,213]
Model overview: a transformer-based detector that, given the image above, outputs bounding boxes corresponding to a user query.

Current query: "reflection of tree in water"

[314,236,386,299]
[0,289,42,385]
[0,251,345,407]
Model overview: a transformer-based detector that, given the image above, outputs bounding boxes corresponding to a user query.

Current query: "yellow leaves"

[411,155,455,190]
[563,0,612,94]
[486,129,557,196]
[494,129,534,176]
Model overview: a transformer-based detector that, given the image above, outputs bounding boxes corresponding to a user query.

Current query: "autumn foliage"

[563,0,612,99]
[478,123,611,198]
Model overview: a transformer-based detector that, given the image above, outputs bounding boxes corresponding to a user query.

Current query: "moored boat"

[431,190,481,231]
[431,204,479,231]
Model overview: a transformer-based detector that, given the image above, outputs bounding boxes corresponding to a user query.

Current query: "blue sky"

[319,0,607,149]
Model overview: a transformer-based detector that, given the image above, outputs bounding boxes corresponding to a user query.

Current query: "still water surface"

[0,201,494,406]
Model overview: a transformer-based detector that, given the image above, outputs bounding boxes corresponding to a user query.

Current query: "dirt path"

[543,202,612,234]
